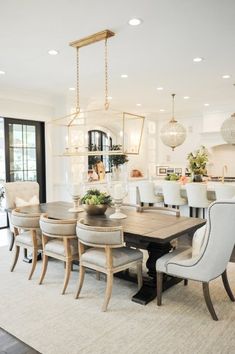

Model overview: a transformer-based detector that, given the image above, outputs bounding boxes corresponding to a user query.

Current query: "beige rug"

[0,246,235,354]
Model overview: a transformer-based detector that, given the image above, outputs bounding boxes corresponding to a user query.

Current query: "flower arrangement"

[81,189,112,206]
[187,146,208,177]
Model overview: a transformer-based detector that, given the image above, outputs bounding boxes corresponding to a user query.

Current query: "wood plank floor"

[0,327,41,354]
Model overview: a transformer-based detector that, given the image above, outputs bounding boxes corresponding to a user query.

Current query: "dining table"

[17,201,206,305]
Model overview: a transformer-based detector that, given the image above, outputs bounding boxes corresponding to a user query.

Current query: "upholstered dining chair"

[162,181,187,209]
[156,200,235,321]
[186,183,211,218]
[4,181,40,251]
[10,208,41,279]
[39,214,79,294]
[136,181,163,206]
[75,219,143,311]
[214,184,235,200]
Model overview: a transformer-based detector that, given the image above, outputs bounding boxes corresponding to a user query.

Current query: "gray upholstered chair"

[75,219,143,311]
[156,200,235,321]
[4,182,40,250]
[39,214,79,294]
[10,208,41,279]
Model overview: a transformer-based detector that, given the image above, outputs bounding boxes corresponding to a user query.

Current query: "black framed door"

[4,118,46,202]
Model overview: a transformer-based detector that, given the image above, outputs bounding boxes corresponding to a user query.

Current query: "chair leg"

[156,272,163,306]
[96,271,101,280]
[222,270,235,302]
[62,260,72,295]
[189,207,193,217]
[202,282,218,321]
[9,232,14,251]
[202,208,205,219]
[184,279,188,286]
[10,245,20,272]
[75,265,85,299]
[28,248,38,280]
[102,273,113,312]
[39,255,49,285]
[136,262,143,290]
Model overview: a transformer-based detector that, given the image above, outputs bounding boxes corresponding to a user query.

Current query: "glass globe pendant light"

[160,94,186,151]
[221,113,235,145]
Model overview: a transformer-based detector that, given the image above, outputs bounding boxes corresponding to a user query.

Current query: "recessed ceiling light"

[128,18,142,26]
[48,49,59,56]
[69,87,75,91]
[183,96,190,99]
[121,74,128,78]
[107,96,112,100]
[136,103,142,107]
[157,87,163,91]
[193,57,204,62]
[159,109,165,112]
[222,74,231,79]
[0,70,5,75]
[204,103,210,106]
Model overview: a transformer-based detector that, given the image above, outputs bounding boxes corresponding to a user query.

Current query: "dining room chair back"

[136,181,163,205]
[75,219,143,311]
[214,184,235,200]
[186,183,211,217]
[162,181,187,207]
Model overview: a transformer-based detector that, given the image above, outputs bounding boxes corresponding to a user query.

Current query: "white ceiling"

[0,0,235,118]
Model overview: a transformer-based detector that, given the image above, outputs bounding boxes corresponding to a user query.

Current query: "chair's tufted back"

[40,214,77,237]
[76,219,123,247]
[4,182,39,209]
[11,208,40,229]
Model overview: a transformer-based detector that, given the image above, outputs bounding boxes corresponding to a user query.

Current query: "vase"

[193,174,203,182]
[82,204,108,216]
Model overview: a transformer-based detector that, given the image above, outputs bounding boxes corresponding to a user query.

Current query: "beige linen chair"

[39,214,79,294]
[162,181,187,209]
[214,184,235,200]
[10,208,41,279]
[156,200,235,321]
[75,219,143,311]
[4,182,40,251]
[186,183,211,218]
[136,181,163,206]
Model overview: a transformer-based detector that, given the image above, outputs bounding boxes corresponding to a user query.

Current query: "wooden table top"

[18,201,206,244]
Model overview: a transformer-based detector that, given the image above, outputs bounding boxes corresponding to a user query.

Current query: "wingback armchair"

[156,200,235,320]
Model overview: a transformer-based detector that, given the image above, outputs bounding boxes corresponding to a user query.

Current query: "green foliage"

[109,145,128,168]
[165,173,180,181]
[187,146,208,175]
[81,189,112,206]
[0,186,4,200]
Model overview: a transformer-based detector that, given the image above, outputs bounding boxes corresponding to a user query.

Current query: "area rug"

[0,246,235,354]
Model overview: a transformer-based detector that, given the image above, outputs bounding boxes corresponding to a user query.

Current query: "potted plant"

[81,189,112,215]
[187,146,208,182]
[109,145,128,169]
[0,186,4,207]
[164,173,180,181]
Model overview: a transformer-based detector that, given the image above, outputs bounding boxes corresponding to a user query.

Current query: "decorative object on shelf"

[187,146,208,182]
[93,160,106,181]
[81,189,112,216]
[156,166,168,176]
[68,183,84,212]
[220,113,235,145]
[107,166,128,219]
[160,94,187,151]
[130,169,143,178]
[49,30,145,157]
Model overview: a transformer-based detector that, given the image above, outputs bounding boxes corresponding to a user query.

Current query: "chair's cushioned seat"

[156,248,192,273]
[81,247,143,268]
[44,238,78,256]
[16,230,42,247]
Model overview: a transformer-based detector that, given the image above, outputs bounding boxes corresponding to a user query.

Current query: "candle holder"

[110,197,127,219]
[68,183,83,213]
[108,181,128,219]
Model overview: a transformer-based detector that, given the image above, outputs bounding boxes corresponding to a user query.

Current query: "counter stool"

[162,181,187,209]
[186,183,211,218]
[214,184,235,200]
[136,181,163,206]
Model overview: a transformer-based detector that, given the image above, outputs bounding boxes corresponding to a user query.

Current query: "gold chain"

[76,47,80,112]
[104,38,109,110]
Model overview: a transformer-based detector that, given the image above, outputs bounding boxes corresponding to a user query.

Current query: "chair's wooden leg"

[202,282,218,321]
[203,208,205,219]
[10,245,20,272]
[222,270,235,301]
[102,273,113,312]
[96,271,101,280]
[157,271,163,306]
[189,207,193,217]
[75,265,85,299]
[9,232,14,251]
[137,262,143,290]
[184,279,188,286]
[62,260,71,295]
[195,208,199,218]
[28,248,37,280]
[39,255,48,285]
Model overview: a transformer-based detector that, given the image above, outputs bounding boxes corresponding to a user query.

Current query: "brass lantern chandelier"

[160,94,186,150]
[50,30,145,157]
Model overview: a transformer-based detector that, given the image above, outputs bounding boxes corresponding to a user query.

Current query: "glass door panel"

[0,117,7,229]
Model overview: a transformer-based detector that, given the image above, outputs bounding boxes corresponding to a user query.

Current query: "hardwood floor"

[0,327,41,354]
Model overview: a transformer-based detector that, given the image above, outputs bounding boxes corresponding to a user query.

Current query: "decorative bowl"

[82,204,108,216]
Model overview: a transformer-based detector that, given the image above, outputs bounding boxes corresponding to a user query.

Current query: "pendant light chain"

[104,38,109,110]
[171,93,176,122]
[76,47,80,112]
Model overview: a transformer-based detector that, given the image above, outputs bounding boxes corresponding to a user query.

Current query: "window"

[88,130,112,172]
